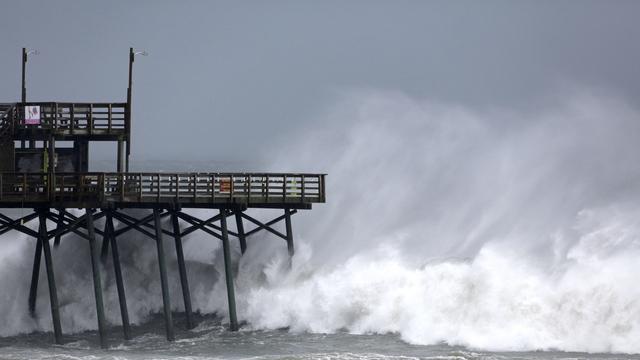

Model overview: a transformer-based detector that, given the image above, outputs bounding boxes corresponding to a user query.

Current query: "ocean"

[0,315,637,360]
[2,92,640,358]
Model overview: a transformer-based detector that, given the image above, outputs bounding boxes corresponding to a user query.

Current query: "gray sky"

[1,0,639,166]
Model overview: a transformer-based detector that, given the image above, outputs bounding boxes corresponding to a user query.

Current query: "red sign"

[220,178,231,193]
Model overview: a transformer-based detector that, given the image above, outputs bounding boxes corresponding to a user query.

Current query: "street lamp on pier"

[123,48,148,172]
[21,48,39,103]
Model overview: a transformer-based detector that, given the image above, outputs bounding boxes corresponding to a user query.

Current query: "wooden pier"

[0,48,326,348]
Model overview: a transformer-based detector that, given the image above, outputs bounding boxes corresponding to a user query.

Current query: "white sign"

[24,105,40,125]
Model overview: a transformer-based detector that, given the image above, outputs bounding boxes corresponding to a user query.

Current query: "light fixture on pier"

[125,48,148,173]
[22,48,39,103]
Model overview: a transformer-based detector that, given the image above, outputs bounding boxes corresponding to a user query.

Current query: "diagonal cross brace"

[45,211,95,241]
[175,211,223,240]
[0,212,39,237]
[0,212,40,238]
[114,210,174,238]
[110,211,158,240]
[112,211,156,237]
[48,210,106,240]
[177,210,239,237]
[241,210,297,240]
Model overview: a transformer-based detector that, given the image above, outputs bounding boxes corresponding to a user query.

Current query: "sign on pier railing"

[0,172,326,206]
[24,106,41,125]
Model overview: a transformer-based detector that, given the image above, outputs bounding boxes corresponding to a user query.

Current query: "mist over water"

[250,90,640,353]
[1,90,640,355]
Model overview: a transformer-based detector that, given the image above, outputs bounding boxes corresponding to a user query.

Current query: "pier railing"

[0,172,325,207]
[11,102,128,136]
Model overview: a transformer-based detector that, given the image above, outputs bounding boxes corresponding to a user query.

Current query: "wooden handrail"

[12,102,128,133]
[0,172,326,206]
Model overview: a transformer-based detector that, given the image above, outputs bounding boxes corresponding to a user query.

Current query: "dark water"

[0,315,637,360]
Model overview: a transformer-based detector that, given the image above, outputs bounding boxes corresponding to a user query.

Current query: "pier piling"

[154,209,175,341]
[40,211,63,345]
[100,222,110,265]
[285,209,294,257]
[172,212,194,329]
[106,211,132,340]
[86,210,108,349]
[28,232,42,316]
[220,209,238,331]
[53,209,63,248]
[235,211,247,255]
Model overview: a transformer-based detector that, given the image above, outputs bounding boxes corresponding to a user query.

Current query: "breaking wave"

[2,89,640,353]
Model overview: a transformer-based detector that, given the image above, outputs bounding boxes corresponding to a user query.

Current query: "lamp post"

[123,48,147,172]
[22,48,39,149]
[21,48,39,103]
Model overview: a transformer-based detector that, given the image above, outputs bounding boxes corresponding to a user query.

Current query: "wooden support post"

[75,140,89,172]
[235,211,247,255]
[86,209,107,349]
[48,138,56,203]
[40,211,63,345]
[125,143,130,173]
[284,208,294,257]
[100,219,110,264]
[117,138,124,173]
[53,209,63,248]
[28,229,43,316]
[154,209,175,341]
[48,136,55,172]
[172,212,194,329]
[220,209,238,331]
[107,211,131,340]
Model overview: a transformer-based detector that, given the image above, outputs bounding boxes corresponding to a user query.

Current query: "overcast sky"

[1,1,639,167]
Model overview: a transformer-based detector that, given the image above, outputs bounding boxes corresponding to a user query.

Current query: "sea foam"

[1,90,640,353]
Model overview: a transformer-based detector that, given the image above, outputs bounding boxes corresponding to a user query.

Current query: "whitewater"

[1,90,640,358]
